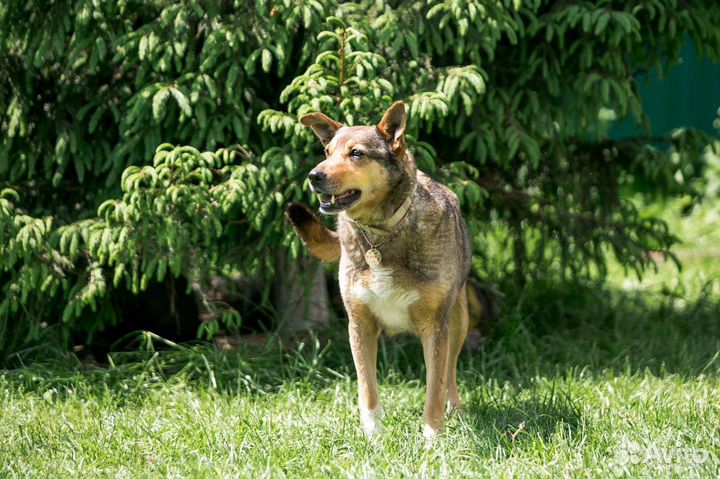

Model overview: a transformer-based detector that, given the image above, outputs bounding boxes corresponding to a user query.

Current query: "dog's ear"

[299,113,343,146]
[377,101,406,155]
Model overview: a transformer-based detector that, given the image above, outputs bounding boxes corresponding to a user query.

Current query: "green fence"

[613,40,720,137]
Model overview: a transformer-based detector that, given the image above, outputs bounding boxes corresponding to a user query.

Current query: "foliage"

[1,0,720,355]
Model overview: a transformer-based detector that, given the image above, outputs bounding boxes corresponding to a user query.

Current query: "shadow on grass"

[460,391,583,451]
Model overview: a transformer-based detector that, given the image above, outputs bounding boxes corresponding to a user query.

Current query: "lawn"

[1,201,719,478]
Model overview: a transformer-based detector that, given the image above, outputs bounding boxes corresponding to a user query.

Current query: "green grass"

[2,202,720,478]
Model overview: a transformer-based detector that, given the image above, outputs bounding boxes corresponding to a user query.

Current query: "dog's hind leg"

[348,309,383,438]
[447,283,469,412]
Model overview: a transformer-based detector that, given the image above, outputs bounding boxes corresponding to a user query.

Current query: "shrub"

[1,0,719,356]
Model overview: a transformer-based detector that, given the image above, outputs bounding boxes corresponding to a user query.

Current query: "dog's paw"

[423,422,446,446]
[423,423,440,440]
[361,406,384,439]
[284,202,317,228]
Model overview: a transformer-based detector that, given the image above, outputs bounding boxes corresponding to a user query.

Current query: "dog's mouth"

[317,189,362,213]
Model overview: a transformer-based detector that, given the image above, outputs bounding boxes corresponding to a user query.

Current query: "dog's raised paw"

[284,202,317,228]
[284,202,341,262]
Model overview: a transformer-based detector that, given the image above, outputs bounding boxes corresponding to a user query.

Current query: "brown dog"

[286,102,471,439]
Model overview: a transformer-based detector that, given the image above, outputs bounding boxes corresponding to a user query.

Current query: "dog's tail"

[466,278,501,333]
[285,203,341,263]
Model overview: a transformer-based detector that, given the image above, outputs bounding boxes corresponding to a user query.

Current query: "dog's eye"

[349,149,363,159]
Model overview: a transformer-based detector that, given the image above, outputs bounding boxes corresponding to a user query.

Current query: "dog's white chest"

[352,267,420,333]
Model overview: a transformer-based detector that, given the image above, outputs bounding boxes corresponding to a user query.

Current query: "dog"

[285,101,472,439]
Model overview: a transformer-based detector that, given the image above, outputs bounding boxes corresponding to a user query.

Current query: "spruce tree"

[1,1,719,356]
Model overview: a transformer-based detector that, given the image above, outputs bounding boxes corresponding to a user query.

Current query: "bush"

[1,0,719,356]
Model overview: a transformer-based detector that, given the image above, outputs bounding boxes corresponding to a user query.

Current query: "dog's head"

[299,102,412,220]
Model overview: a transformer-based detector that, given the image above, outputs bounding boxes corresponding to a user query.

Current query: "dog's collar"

[345,183,416,237]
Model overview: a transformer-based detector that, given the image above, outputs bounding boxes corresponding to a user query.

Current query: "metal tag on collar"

[364,248,382,268]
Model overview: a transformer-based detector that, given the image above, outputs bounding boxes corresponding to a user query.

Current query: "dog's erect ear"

[377,101,406,155]
[299,113,343,146]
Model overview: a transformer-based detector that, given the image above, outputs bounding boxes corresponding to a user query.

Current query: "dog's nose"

[308,170,326,184]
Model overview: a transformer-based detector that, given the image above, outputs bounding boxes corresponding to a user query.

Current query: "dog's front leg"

[348,310,382,438]
[418,304,452,440]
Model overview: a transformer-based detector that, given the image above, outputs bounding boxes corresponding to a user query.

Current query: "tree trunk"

[273,254,331,334]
